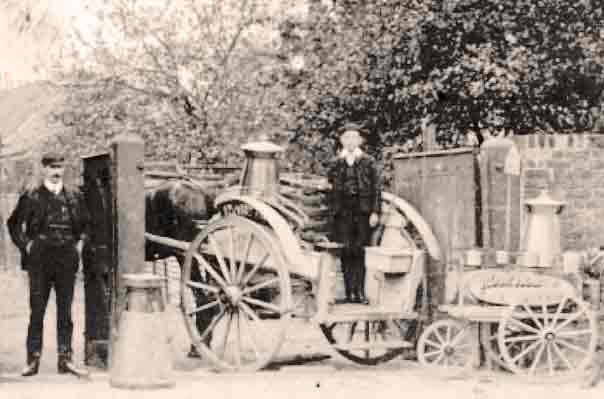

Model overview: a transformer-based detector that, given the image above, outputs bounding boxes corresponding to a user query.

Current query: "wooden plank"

[316,307,418,324]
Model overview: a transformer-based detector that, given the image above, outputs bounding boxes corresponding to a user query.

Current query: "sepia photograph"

[1,0,604,398]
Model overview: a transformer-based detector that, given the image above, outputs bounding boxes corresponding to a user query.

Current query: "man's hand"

[369,213,379,228]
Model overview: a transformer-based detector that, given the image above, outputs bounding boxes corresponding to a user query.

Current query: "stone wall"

[515,133,604,251]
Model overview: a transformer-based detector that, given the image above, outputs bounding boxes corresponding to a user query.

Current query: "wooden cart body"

[146,185,443,371]
[417,256,599,382]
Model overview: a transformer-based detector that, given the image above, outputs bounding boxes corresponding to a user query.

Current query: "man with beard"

[327,124,381,304]
[7,152,91,377]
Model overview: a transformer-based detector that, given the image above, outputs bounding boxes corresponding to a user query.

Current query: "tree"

[49,0,299,165]
[279,0,604,176]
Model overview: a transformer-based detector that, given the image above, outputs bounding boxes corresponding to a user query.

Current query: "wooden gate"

[82,152,115,368]
[392,148,482,309]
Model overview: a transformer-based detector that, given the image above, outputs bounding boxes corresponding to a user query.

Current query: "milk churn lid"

[524,190,565,207]
[241,135,284,154]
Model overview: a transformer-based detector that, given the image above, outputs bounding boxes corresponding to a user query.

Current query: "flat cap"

[339,122,364,134]
[41,151,65,166]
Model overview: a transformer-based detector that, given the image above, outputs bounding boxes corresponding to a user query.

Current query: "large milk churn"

[521,190,565,268]
[239,137,284,199]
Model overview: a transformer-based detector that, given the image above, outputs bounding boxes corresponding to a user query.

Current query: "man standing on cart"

[7,152,91,377]
[328,124,381,304]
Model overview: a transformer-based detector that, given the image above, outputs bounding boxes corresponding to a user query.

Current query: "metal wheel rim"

[497,297,598,381]
[417,319,475,371]
[320,319,416,366]
[181,215,292,371]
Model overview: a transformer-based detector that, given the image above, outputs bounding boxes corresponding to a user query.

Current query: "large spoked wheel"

[181,215,292,371]
[320,318,416,366]
[417,319,476,372]
[497,297,598,381]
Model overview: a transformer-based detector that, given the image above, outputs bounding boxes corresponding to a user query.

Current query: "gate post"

[108,133,174,389]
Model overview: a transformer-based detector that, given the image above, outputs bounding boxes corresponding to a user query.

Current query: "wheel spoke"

[556,329,592,338]
[424,338,442,349]
[240,307,262,360]
[550,297,569,327]
[450,325,469,346]
[194,253,229,289]
[239,301,263,325]
[234,311,242,368]
[445,325,452,343]
[348,322,358,342]
[434,351,446,365]
[547,343,554,375]
[555,337,590,355]
[511,340,541,363]
[208,234,232,284]
[236,233,254,283]
[542,304,549,329]
[504,334,540,344]
[186,280,220,294]
[187,300,220,316]
[199,309,226,342]
[433,327,446,344]
[553,310,584,333]
[228,227,237,283]
[220,312,234,359]
[242,296,282,314]
[552,342,575,371]
[424,349,443,358]
[508,317,541,335]
[529,342,545,374]
[523,304,544,330]
[241,252,270,286]
[364,321,370,360]
[242,277,280,295]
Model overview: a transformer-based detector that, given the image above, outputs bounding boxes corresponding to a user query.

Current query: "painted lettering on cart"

[465,270,575,305]
[480,275,546,290]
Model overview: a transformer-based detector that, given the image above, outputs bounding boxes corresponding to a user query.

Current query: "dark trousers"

[26,239,79,357]
[333,197,371,298]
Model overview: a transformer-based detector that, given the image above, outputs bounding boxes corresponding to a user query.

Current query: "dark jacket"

[327,152,381,218]
[7,184,91,270]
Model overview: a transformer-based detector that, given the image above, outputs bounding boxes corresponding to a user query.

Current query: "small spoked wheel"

[497,297,598,381]
[181,215,292,371]
[417,319,476,372]
[320,319,416,366]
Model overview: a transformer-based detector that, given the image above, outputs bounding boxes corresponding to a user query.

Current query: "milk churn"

[239,136,284,200]
[520,190,565,268]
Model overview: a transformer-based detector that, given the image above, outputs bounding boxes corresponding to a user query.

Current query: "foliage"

[279,0,604,176]
[48,0,297,165]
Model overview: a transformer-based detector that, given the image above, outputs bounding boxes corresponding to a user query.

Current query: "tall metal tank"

[238,138,284,200]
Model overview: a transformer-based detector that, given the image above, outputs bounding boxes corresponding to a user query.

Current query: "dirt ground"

[3,271,604,398]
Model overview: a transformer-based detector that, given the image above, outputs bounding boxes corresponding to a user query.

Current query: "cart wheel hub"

[444,346,455,356]
[224,286,243,305]
[545,332,555,341]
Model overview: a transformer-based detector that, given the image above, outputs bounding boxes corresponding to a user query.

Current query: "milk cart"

[416,192,599,381]
[145,139,443,371]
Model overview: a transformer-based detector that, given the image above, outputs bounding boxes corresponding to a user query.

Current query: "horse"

[145,178,221,357]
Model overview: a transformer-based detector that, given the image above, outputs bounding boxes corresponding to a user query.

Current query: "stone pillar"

[480,137,522,252]
[108,134,174,389]
[108,134,144,371]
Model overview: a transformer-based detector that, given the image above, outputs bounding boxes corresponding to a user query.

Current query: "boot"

[58,352,90,378]
[187,344,202,359]
[21,352,41,377]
